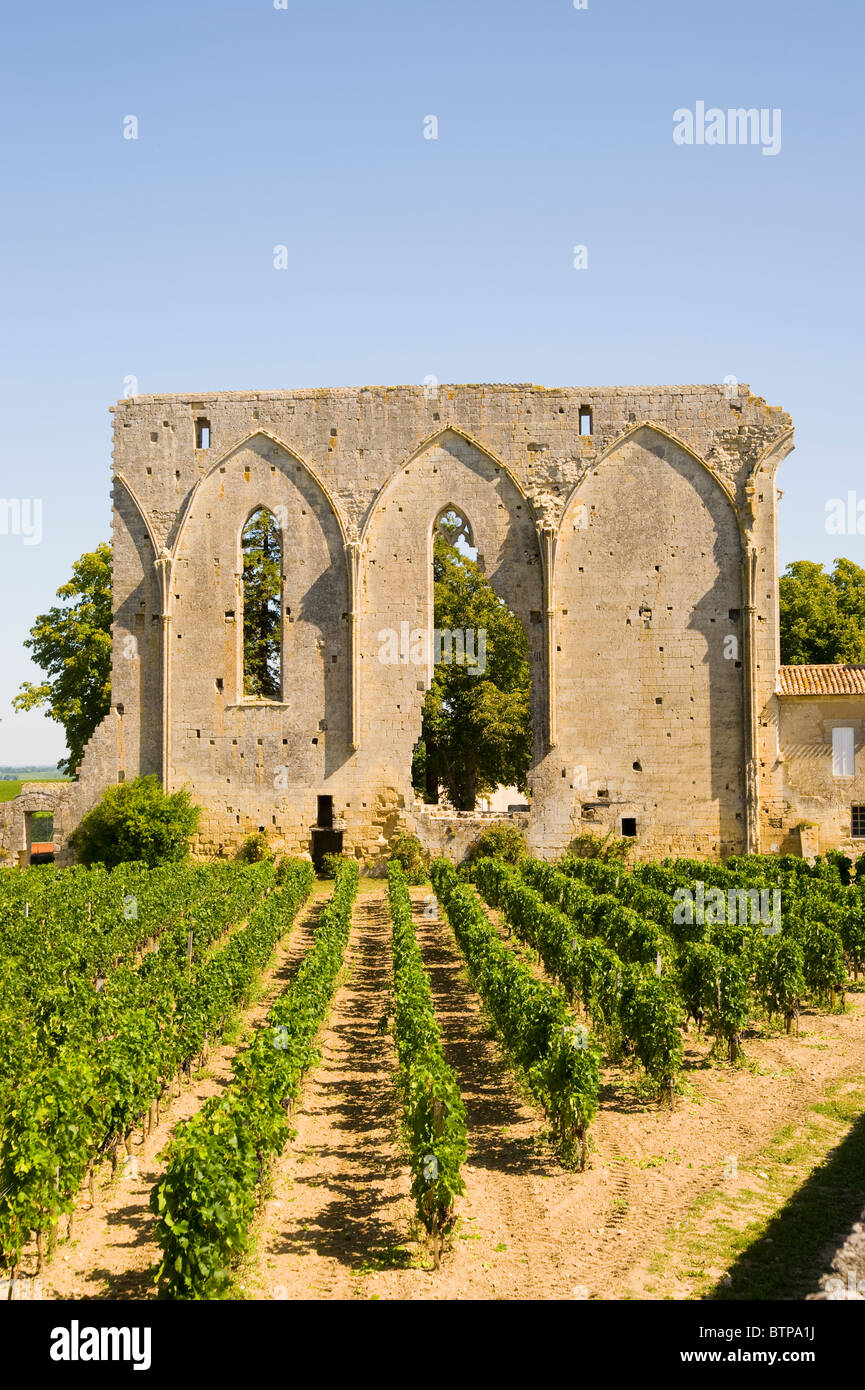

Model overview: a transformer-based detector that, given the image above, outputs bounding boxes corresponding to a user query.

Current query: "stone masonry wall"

[57,383,799,863]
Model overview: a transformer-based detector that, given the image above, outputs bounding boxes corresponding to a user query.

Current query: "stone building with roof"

[766,665,865,855]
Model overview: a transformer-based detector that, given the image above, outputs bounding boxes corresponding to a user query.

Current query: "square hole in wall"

[622,817,637,837]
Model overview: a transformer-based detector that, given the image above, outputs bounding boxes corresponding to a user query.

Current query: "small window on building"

[852,806,865,839]
[195,417,211,449]
[317,795,333,829]
[579,406,593,436]
[832,727,855,778]
[622,816,637,837]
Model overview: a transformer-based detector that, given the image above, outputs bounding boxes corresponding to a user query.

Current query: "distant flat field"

[0,779,70,801]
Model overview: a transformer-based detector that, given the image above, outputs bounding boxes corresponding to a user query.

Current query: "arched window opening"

[241,508,282,700]
[411,505,532,810]
[434,506,477,561]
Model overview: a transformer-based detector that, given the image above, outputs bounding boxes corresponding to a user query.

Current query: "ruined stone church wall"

[63,383,793,862]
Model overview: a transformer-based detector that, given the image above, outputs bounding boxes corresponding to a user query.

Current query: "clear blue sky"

[1,0,862,765]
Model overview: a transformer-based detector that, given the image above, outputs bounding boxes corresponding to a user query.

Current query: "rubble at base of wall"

[410,804,530,864]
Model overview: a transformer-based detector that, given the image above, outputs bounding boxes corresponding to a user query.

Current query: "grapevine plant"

[151,859,358,1299]
[0,859,313,1276]
[431,858,600,1168]
[472,857,682,1101]
[387,861,467,1263]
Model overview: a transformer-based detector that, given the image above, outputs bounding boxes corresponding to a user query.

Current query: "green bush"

[319,851,348,879]
[69,775,200,868]
[567,831,632,863]
[388,831,430,884]
[275,855,312,885]
[236,831,272,864]
[755,935,805,1033]
[800,921,847,1008]
[466,822,527,866]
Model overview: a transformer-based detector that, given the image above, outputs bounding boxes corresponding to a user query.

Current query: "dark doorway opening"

[311,795,341,871]
[311,828,343,871]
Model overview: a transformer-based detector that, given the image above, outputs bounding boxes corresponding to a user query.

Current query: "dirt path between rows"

[35,887,329,1301]
[245,891,412,1299]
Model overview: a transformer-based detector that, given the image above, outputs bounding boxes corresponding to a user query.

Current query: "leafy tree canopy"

[69,774,201,867]
[242,509,282,700]
[779,558,865,665]
[13,543,112,775]
[414,534,532,811]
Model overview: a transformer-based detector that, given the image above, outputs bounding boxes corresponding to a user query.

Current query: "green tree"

[779,558,865,664]
[415,534,532,811]
[13,543,112,775]
[69,774,201,867]
[242,510,282,700]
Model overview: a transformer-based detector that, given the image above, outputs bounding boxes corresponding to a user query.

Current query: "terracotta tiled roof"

[778,665,865,696]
